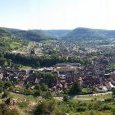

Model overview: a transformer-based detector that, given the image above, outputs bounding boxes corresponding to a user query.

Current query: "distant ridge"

[0,27,54,42]
[1,27,115,41]
[42,30,71,39]
[64,27,115,40]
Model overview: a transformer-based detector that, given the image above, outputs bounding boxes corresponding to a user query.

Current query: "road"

[54,91,112,101]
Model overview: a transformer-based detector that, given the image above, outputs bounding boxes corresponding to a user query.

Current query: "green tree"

[4,81,12,90]
[44,91,53,100]
[63,95,69,102]
[40,83,48,91]
[69,81,81,95]
[33,90,41,97]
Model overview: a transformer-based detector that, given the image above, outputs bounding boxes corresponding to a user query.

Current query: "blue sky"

[0,0,115,30]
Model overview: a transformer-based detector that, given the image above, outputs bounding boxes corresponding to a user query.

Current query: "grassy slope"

[9,92,40,115]
[7,92,113,115]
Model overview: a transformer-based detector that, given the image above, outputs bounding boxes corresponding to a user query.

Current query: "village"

[0,52,115,96]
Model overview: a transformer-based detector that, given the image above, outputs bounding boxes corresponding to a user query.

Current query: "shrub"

[0,103,19,115]
[63,95,69,102]
[78,101,87,106]
[98,104,111,111]
[18,102,28,109]
[43,91,53,99]
[33,100,56,115]
[2,91,9,98]
[8,108,19,115]
[76,107,86,112]
[111,107,115,115]
[104,98,112,102]
[89,110,96,115]
[33,90,41,97]
[24,89,33,95]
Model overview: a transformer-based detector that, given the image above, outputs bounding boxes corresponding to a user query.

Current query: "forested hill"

[2,27,115,42]
[42,30,71,39]
[64,27,115,41]
[0,27,54,42]
[0,28,27,52]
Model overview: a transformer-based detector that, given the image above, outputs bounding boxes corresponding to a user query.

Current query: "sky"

[0,0,115,30]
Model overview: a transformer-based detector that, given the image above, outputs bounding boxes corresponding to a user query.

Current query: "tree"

[63,95,69,102]
[33,90,41,97]
[34,84,41,90]
[69,81,81,95]
[4,81,12,90]
[40,83,48,91]
[0,57,7,66]
[30,49,35,55]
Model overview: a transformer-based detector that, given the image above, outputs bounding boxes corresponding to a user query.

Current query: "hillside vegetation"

[0,29,27,52]
[0,27,54,42]
[64,27,115,41]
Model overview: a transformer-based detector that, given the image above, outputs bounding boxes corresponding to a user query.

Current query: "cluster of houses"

[0,55,115,93]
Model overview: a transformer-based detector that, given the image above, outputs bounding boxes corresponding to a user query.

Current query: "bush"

[33,90,41,97]
[111,107,115,115]
[24,89,33,95]
[0,103,19,115]
[33,100,56,115]
[2,91,9,98]
[98,104,111,111]
[18,102,28,109]
[78,101,87,106]
[8,108,19,115]
[104,98,112,102]
[0,87,3,94]
[43,91,53,100]
[63,95,69,102]
[76,107,86,112]
[89,110,96,115]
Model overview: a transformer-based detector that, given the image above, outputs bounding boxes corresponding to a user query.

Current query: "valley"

[0,27,115,114]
